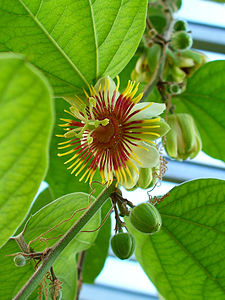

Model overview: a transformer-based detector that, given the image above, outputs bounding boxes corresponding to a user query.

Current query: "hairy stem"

[13,181,116,300]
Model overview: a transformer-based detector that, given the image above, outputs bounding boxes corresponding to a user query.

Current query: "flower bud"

[49,288,62,300]
[168,83,182,95]
[131,54,150,84]
[14,255,26,267]
[165,113,202,160]
[130,203,162,234]
[171,31,193,51]
[173,20,187,32]
[137,165,159,189]
[111,232,136,260]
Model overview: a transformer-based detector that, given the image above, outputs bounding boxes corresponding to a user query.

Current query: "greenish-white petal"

[129,103,166,121]
[94,76,120,99]
[131,142,160,168]
[124,165,139,189]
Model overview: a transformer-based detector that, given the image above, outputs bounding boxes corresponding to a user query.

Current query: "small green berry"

[173,20,187,32]
[171,31,193,51]
[14,254,26,267]
[130,203,162,234]
[111,232,136,260]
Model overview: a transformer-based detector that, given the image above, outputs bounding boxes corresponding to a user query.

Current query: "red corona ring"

[57,76,169,188]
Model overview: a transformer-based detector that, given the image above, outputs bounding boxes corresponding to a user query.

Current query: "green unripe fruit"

[14,255,26,267]
[130,203,162,234]
[111,232,136,260]
[171,31,193,51]
[173,20,187,32]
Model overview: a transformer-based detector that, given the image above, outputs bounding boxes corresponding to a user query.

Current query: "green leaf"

[46,98,103,198]
[128,179,225,300]
[0,192,99,299]
[0,0,148,96]
[0,53,53,248]
[21,192,100,252]
[83,199,112,283]
[15,186,55,236]
[172,60,225,162]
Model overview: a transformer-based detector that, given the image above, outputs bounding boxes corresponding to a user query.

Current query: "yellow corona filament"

[127,159,139,175]
[135,143,149,151]
[91,85,98,96]
[89,169,96,184]
[103,78,107,92]
[122,80,131,97]
[129,83,139,99]
[100,170,105,184]
[120,166,127,186]
[58,140,72,145]
[87,84,94,96]
[132,93,143,103]
[79,167,90,182]
[140,125,160,129]
[139,102,153,111]
[140,138,157,145]
[57,149,75,157]
[64,109,74,117]
[117,167,123,185]
[140,132,161,137]
[125,165,134,184]
[116,75,120,91]
[84,168,94,183]
[60,118,72,123]
[56,134,65,138]
[68,157,82,170]
[129,152,142,167]
[64,153,78,165]
[58,123,70,127]
[75,162,88,176]
[58,144,72,150]
[114,170,120,184]
[143,118,161,123]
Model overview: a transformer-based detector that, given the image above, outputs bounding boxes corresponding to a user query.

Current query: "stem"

[13,181,116,300]
[75,251,86,300]
[142,4,174,101]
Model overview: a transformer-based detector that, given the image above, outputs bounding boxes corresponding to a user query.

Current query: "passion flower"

[57,76,169,187]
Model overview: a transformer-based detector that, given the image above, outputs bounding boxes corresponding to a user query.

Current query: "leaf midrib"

[88,0,99,79]
[17,0,89,88]
[161,214,225,236]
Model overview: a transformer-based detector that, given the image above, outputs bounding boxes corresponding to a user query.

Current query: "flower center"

[92,116,122,147]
